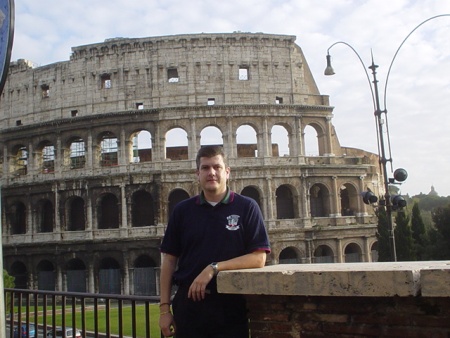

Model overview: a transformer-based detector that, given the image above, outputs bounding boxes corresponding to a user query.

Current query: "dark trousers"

[172,286,249,338]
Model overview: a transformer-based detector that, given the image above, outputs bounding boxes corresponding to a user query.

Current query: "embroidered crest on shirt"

[226,215,240,231]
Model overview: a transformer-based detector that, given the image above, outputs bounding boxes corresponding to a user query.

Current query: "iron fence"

[5,288,163,338]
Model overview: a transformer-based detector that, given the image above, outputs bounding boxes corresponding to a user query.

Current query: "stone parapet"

[218,261,450,297]
[218,262,450,337]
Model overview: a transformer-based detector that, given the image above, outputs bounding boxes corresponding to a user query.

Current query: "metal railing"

[5,288,163,338]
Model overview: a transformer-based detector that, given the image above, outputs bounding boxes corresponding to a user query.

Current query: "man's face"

[196,155,230,195]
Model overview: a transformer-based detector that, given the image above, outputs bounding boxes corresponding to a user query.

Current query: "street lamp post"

[324,14,450,261]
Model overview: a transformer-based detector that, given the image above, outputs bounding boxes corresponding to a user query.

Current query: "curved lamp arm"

[383,14,450,110]
[325,41,376,111]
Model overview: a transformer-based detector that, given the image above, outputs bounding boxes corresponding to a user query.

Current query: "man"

[159,145,270,337]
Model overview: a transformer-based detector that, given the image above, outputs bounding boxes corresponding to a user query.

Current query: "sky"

[8,0,450,197]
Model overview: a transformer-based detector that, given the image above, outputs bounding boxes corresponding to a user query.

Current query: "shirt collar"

[197,187,234,205]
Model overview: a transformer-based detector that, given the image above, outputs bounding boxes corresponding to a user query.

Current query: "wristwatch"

[210,262,219,276]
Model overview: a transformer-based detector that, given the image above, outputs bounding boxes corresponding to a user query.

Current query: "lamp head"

[324,54,335,76]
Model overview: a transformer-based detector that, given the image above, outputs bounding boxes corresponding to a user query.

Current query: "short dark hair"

[196,145,226,169]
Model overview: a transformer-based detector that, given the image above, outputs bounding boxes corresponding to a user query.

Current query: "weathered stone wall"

[218,261,450,337]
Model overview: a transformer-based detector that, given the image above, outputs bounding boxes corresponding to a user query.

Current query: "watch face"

[0,0,14,95]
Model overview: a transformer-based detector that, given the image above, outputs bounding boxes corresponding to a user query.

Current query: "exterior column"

[265,177,274,220]
[86,130,93,169]
[336,238,343,263]
[122,252,130,295]
[88,261,95,293]
[54,183,61,233]
[121,183,127,229]
[119,128,128,165]
[56,265,63,291]
[261,118,270,157]
[55,134,62,175]
[363,236,371,262]
[226,117,235,159]
[331,176,341,217]
[324,116,335,156]
[188,118,198,160]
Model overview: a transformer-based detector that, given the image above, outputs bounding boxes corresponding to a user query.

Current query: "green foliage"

[376,208,392,262]
[410,202,428,260]
[394,211,415,261]
[3,269,15,288]
[430,204,450,259]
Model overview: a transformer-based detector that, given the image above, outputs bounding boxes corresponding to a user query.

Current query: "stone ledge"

[217,261,450,297]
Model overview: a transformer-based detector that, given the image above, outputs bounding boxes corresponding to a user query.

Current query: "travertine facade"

[0,33,381,295]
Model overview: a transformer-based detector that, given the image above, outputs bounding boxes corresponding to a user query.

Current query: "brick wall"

[246,294,450,337]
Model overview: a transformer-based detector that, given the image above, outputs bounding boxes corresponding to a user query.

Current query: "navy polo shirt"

[160,189,270,287]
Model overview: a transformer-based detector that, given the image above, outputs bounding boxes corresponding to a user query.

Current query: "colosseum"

[0,32,381,295]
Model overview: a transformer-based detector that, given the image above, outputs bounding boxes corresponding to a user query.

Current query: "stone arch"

[279,247,301,264]
[310,183,331,217]
[66,258,87,292]
[271,124,290,156]
[276,184,296,219]
[98,131,118,166]
[165,127,188,160]
[66,196,86,231]
[340,183,359,216]
[303,123,326,156]
[10,261,28,289]
[97,193,120,229]
[314,245,334,263]
[67,137,86,169]
[371,241,379,262]
[241,186,263,212]
[236,124,257,158]
[344,243,362,262]
[130,129,152,163]
[35,140,56,174]
[200,125,223,146]
[8,201,27,235]
[37,259,55,290]
[133,255,158,296]
[168,189,190,219]
[9,144,28,175]
[98,257,121,294]
[131,190,155,227]
[37,199,54,233]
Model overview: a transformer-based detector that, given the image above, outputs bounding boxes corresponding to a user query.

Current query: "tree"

[376,208,391,261]
[3,269,14,288]
[430,204,450,259]
[394,211,415,261]
[410,202,428,260]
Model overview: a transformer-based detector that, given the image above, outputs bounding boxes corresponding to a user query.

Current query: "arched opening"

[241,186,262,211]
[371,242,379,262]
[66,258,87,292]
[310,184,330,217]
[100,132,118,166]
[98,257,121,294]
[340,183,358,216]
[41,143,55,173]
[168,189,190,219]
[165,128,188,160]
[304,125,319,156]
[271,125,290,156]
[279,247,300,264]
[132,190,155,227]
[236,125,257,157]
[68,197,86,231]
[314,245,334,263]
[276,185,295,219]
[345,243,362,262]
[39,199,54,233]
[131,130,152,163]
[10,261,27,289]
[133,255,158,295]
[69,138,86,169]
[97,193,120,229]
[37,260,55,290]
[9,202,26,235]
[200,126,223,146]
